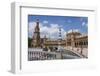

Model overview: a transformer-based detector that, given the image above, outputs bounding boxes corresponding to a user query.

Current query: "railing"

[28,48,83,61]
[28,49,57,61]
[65,46,87,58]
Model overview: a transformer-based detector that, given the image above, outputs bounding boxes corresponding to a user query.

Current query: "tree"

[28,38,32,47]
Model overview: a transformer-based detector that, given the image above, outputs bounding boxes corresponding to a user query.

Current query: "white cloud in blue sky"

[28,15,88,39]
[28,21,66,39]
[67,29,79,33]
[82,21,87,27]
[43,20,48,24]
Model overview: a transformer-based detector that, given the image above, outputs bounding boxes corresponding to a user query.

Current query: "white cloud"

[43,20,48,24]
[82,22,88,27]
[28,22,35,38]
[28,22,66,39]
[67,29,72,33]
[40,23,60,39]
[67,29,79,33]
[74,29,79,32]
[82,22,85,26]
[48,24,66,39]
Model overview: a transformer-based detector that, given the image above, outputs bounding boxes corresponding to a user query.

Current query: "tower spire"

[35,19,40,32]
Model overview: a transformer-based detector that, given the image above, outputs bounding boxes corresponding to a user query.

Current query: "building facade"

[31,19,88,49]
[66,31,88,48]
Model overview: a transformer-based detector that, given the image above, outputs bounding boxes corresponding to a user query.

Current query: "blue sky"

[28,15,88,39]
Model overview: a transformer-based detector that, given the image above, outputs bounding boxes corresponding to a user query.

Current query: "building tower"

[31,19,41,48]
[57,26,62,51]
[58,26,62,40]
[71,29,75,48]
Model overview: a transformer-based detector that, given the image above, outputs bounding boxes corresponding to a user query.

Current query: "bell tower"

[31,19,41,48]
